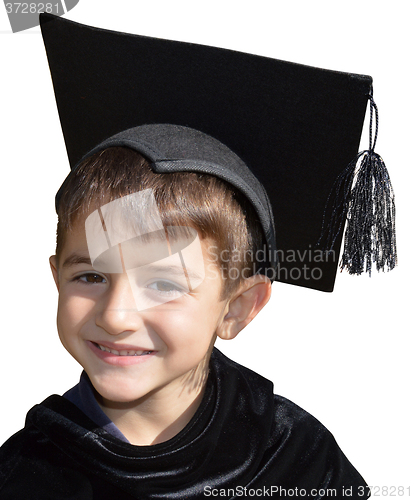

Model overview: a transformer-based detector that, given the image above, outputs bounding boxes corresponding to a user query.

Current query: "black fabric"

[0,349,368,499]
[39,13,372,292]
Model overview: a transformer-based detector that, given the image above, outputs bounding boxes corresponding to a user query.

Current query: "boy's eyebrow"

[62,253,92,268]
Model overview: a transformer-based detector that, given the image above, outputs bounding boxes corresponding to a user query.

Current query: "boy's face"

[51,207,230,406]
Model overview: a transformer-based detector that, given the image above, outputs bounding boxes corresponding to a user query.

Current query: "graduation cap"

[40,13,396,292]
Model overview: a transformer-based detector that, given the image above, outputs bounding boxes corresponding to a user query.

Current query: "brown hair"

[56,147,264,298]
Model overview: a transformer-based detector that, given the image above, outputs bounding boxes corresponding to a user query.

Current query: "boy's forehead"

[84,190,196,259]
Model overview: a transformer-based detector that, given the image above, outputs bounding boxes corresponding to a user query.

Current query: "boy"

[1,13,395,498]
[51,144,272,443]
[0,134,369,500]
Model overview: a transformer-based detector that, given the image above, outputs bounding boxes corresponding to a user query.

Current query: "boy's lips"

[87,340,157,366]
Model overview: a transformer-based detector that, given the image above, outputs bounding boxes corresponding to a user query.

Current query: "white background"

[1,0,413,495]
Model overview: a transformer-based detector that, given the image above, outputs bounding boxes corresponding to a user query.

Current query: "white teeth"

[97,344,152,356]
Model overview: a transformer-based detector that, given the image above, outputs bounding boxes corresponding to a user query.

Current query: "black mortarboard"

[40,13,396,292]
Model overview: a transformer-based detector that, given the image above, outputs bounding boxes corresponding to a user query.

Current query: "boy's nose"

[95,274,143,335]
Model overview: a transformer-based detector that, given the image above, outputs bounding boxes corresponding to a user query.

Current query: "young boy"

[1,13,395,498]
[0,135,369,500]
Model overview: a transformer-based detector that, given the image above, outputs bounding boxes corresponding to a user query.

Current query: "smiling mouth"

[93,343,154,357]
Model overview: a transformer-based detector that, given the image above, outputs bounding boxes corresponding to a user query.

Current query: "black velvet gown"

[0,349,369,499]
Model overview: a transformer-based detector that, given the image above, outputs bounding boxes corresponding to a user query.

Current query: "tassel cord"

[318,89,397,275]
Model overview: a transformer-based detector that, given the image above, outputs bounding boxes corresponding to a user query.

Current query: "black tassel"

[318,91,397,275]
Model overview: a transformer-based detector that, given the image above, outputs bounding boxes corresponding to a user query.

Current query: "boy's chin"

[87,374,148,407]
[94,386,147,408]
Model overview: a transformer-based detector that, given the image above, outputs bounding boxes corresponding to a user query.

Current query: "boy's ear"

[217,275,271,341]
[49,255,60,290]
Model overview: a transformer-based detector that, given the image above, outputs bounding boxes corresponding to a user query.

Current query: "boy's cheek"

[56,293,93,330]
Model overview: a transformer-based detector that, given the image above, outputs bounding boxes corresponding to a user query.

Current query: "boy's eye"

[146,280,185,295]
[76,273,107,284]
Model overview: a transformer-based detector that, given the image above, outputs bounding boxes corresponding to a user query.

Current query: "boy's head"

[50,143,272,406]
